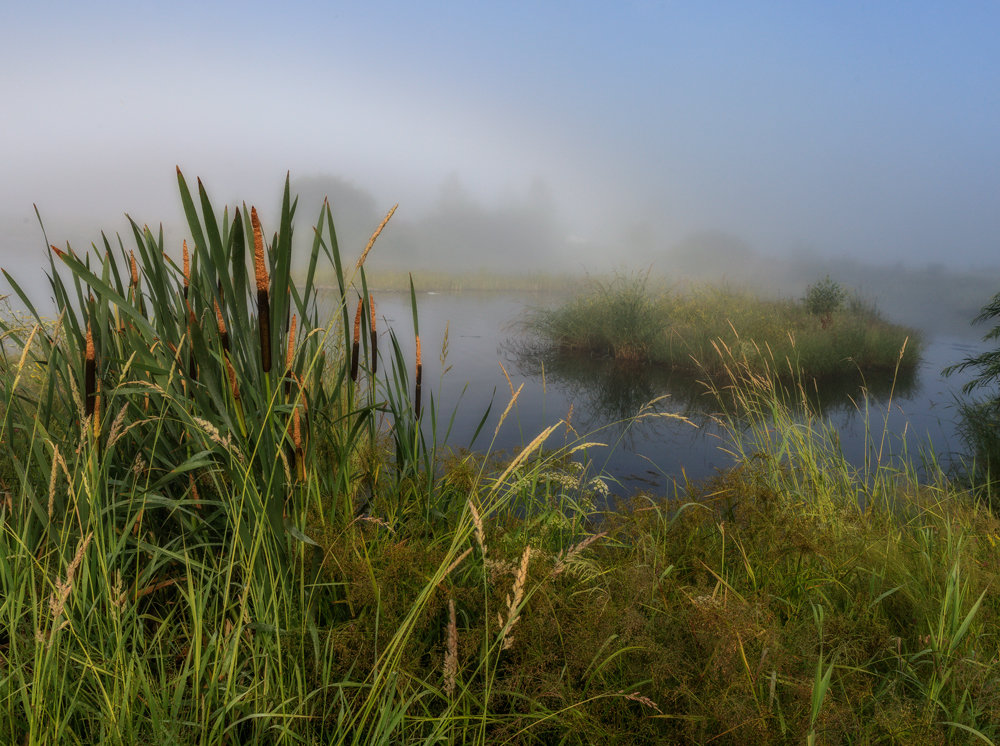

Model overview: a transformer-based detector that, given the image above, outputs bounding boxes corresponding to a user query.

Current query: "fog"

[2,2,999,323]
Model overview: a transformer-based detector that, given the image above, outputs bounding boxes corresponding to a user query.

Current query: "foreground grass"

[1,177,996,744]
[524,272,921,383]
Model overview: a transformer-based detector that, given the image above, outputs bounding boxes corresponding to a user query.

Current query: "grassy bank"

[0,177,996,744]
[524,272,921,383]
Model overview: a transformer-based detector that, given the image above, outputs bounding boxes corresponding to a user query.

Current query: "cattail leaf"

[176,168,208,263]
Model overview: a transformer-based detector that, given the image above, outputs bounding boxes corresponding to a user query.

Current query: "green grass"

[523,271,922,384]
[0,175,997,744]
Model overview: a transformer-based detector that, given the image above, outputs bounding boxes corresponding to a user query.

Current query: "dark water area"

[346,291,987,494]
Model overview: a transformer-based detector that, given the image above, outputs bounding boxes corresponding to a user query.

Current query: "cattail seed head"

[225,356,240,401]
[285,314,297,397]
[214,298,229,353]
[129,251,139,288]
[414,335,423,419]
[84,324,96,418]
[182,240,190,297]
[251,207,269,292]
[286,314,297,370]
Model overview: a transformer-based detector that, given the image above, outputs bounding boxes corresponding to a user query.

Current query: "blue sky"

[2,1,999,270]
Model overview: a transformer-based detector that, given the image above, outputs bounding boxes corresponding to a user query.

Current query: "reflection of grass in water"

[508,334,918,432]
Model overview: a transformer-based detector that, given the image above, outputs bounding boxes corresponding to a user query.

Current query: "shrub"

[803,275,846,327]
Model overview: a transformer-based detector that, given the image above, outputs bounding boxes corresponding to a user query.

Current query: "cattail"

[284,313,297,397]
[444,598,458,698]
[414,335,423,419]
[225,356,240,403]
[129,250,139,289]
[92,379,102,441]
[214,298,229,353]
[293,405,305,482]
[185,299,198,382]
[182,240,190,299]
[350,297,362,382]
[251,207,271,373]
[369,294,377,376]
[84,323,96,418]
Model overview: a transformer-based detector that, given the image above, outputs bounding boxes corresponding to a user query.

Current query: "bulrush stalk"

[84,323,96,418]
[414,334,423,419]
[351,297,362,382]
[369,294,377,376]
[252,207,272,373]
[285,313,297,398]
[182,240,190,299]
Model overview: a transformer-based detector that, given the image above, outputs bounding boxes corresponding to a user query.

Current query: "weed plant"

[0,177,996,744]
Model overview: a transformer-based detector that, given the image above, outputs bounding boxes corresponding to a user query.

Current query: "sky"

[2,0,999,284]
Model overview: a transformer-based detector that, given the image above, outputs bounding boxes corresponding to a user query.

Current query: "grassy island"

[0,176,996,744]
[524,272,921,383]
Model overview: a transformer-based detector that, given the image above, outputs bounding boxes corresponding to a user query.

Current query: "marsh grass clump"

[524,272,920,385]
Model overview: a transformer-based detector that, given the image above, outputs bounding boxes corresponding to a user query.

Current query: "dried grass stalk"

[356,203,398,269]
[552,531,608,576]
[444,598,458,698]
[498,546,531,650]
[251,206,272,372]
[49,532,93,623]
[468,499,488,558]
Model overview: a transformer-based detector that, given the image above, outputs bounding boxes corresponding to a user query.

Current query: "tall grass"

[1,176,997,744]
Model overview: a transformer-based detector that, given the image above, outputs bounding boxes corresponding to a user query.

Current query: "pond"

[364,290,987,495]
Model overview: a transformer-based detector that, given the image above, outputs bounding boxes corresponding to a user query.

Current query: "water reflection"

[508,341,920,429]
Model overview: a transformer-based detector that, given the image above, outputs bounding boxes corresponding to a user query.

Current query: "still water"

[367,290,986,495]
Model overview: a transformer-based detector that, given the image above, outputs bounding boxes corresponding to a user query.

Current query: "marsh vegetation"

[0,176,998,744]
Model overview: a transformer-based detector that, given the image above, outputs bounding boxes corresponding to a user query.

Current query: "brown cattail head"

[182,240,190,298]
[414,334,423,419]
[84,323,96,418]
[251,207,272,372]
[284,314,297,397]
[293,405,305,482]
[214,298,229,353]
[369,294,377,377]
[92,379,102,440]
[293,405,303,450]
[251,207,269,292]
[225,356,240,402]
[286,314,297,369]
[129,251,139,288]
[350,297,362,382]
